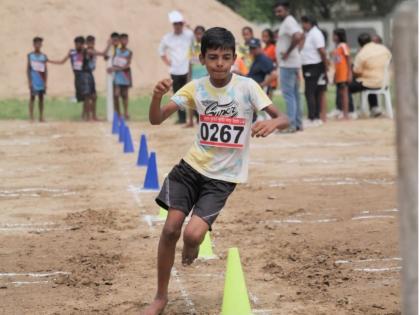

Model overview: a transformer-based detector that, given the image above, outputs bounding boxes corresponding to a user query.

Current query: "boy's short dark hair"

[111,32,119,38]
[33,36,43,43]
[358,33,372,47]
[201,27,235,56]
[242,26,253,34]
[86,35,95,42]
[194,25,205,33]
[333,28,347,43]
[274,0,290,9]
[120,33,128,39]
[74,36,85,44]
[301,15,317,26]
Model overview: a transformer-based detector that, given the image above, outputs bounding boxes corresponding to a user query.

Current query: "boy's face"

[120,37,128,46]
[194,29,204,42]
[302,22,311,32]
[111,37,120,47]
[75,42,84,50]
[261,31,270,44]
[87,40,95,49]
[200,48,236,81]
[242,29,253,43]
[33,41,42,51]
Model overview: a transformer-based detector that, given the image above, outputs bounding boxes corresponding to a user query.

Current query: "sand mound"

[0,0,257,99]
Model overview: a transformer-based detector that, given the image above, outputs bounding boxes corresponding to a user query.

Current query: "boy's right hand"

[153,79,172,98]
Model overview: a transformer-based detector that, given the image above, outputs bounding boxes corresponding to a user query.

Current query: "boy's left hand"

[251,120,279,138]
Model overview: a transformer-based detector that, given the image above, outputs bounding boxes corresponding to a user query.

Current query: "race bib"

[113,56,127,67]
[72,60,83,71]
[199,115,246,149]
[31,60,45,72]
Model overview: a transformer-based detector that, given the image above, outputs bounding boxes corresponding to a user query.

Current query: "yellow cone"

[221,248,253,315]
[198,232,216,259]
[158,207,167,219]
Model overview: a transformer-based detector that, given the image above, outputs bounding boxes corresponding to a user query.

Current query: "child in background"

[261,28,278,98]
[108,33,132,120]
[331,28,352,120]
[27,37,48,122]
[86,35,111,121]
[186,25,207,127]
[49,36,96,121]
[141,27,288,315]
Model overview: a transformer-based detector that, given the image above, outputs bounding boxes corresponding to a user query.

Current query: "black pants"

[171,74,188,123]
[302,62,325,120]
[348,80,378,109]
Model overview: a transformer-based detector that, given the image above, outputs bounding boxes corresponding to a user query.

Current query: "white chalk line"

[0,222,75,233]
[8,280,50,286]
[102,126,197,313]
[259,177,395,188]
[354,267,402,273]
[251,141,375,149]
[0,188,76,198]
[250,156,395,166]
[0,271,70,277]
[351,215,396,220]
[335,257,402,265]
[360,208,399,214]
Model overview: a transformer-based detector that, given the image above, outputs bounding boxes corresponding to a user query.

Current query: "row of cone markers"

[111,113,254,315]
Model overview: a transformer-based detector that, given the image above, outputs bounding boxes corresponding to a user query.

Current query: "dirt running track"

[0,118,400,314]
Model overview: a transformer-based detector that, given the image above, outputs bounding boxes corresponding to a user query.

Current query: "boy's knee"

[183,229,204,247]
[161,225,182,242]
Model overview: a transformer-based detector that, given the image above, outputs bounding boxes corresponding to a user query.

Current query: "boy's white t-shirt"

[171,74,272,183]
[276,15,302,68]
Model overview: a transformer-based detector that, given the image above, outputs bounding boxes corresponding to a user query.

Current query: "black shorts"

[74,71,95,102]
[30,88,45,96]
[156,160,236,229]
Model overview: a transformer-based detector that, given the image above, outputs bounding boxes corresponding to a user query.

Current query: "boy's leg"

[82,97,90,121]
[29,93,35,121]
[113,85,121,117]
[142,209,186,315]
[182,215,209,265]
[38,93,45,122]
[91,93,98,121]
[121,87,129,120]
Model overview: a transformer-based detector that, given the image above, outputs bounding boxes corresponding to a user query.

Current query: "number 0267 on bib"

[199,115,246,149]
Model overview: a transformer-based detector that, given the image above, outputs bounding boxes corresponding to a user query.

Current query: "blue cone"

[123,126,134,153]
[143,152,159,190]
[137,134,149,166]
[118,118,125,143]
[112,112,119,134]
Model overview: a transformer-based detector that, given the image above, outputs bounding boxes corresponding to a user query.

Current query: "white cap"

[168,10,184,23]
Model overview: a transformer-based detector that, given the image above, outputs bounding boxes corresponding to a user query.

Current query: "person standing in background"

[300,16,328,126]
[274,0,304,133]
[27,37,48,122]
[186,25,207,127]
[158,10,194,124]
[261,28,278,98]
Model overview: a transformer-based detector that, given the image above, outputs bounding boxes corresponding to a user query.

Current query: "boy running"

[141,27,288,315]
[107,33,132,120]
[27,37,48,122]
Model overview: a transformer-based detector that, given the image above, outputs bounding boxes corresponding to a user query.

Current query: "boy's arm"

[251,105,289,137]
[346,55,353,82]
[48,51,70,65]
[26,55,32,89]
[149,79,179,125]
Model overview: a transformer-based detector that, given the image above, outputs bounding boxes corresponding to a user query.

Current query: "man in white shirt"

[300,15,328,124]
[158,11,194,124]
[274,0,304,132]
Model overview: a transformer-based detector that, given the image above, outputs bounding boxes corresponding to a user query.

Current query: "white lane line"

[266,218,337,224]
[0,271,70,277]
[351,215,396,220]
[335,257,402,265]
[354,267,402,273]
[9,280,50,286]
[360,208,399,214]
[0,226,74,232]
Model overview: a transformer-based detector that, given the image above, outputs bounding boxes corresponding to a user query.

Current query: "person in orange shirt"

[332,28,352,119]
[261,28,278,98]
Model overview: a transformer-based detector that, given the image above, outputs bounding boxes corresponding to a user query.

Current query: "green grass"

[0,89,339,121]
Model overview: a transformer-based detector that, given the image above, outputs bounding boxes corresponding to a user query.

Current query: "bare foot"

[182,244,199,266]
[140,297,168,315]
[183,123,194,128]
[39,117,45,123]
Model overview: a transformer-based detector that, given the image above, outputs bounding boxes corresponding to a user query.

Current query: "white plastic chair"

[360,59,393,118]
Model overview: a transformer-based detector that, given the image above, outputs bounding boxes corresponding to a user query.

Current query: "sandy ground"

[0,118,400,314]
[1,0,258,98]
